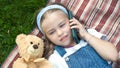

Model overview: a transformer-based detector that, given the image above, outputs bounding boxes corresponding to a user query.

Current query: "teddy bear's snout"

[33,45,38,49]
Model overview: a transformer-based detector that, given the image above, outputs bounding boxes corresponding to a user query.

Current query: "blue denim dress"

[55,44,112,68]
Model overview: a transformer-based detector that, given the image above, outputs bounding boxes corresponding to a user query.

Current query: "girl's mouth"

[60,35,68,42]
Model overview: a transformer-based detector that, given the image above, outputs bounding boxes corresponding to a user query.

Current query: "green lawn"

[0,0,47,65]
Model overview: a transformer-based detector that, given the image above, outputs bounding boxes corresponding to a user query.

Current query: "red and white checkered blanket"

[1,0,120,68]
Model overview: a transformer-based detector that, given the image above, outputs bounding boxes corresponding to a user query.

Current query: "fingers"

[69,18,81,29]
[69,17,88,38]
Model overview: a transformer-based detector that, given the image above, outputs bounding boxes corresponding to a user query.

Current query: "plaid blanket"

[1,0,120,68]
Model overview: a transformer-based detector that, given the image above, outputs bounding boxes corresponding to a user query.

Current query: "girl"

[36,3,118,68]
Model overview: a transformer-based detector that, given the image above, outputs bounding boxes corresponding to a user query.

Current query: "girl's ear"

[16,34,27,46]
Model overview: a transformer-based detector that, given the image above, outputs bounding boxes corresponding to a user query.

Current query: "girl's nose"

[56,29,63,37]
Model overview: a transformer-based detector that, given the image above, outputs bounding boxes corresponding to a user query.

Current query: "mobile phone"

[68,11,80,44]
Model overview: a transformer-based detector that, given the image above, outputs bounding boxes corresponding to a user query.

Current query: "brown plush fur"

[12,34,53,68]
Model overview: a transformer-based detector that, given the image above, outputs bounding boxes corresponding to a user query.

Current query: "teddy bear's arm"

[34,58,45,62]
[38,59,53,68]
[12,58,27,68]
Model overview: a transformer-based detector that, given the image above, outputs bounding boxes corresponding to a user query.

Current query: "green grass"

[0,0,48,64]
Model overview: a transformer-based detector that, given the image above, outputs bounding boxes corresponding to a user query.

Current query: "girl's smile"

[60,34,69,42]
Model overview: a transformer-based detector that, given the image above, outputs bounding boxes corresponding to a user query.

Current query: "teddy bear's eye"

[38,43,39,45]
[30,42,33,44]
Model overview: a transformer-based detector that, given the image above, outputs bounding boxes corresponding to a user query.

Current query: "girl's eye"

[30,42,33,44]
[49,30,55,35]
[59,23,65,28]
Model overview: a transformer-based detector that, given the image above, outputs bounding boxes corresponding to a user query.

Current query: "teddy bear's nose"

[33,45,38,49]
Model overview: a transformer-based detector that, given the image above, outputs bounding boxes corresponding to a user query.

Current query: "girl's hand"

[69,17,88,39]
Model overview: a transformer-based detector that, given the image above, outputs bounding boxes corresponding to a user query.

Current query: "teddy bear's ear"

[16,34,26,45]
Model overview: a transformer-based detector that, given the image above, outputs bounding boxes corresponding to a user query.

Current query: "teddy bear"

[12,34,53,68]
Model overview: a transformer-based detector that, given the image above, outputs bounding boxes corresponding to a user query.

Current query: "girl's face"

[41,10,75,47]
